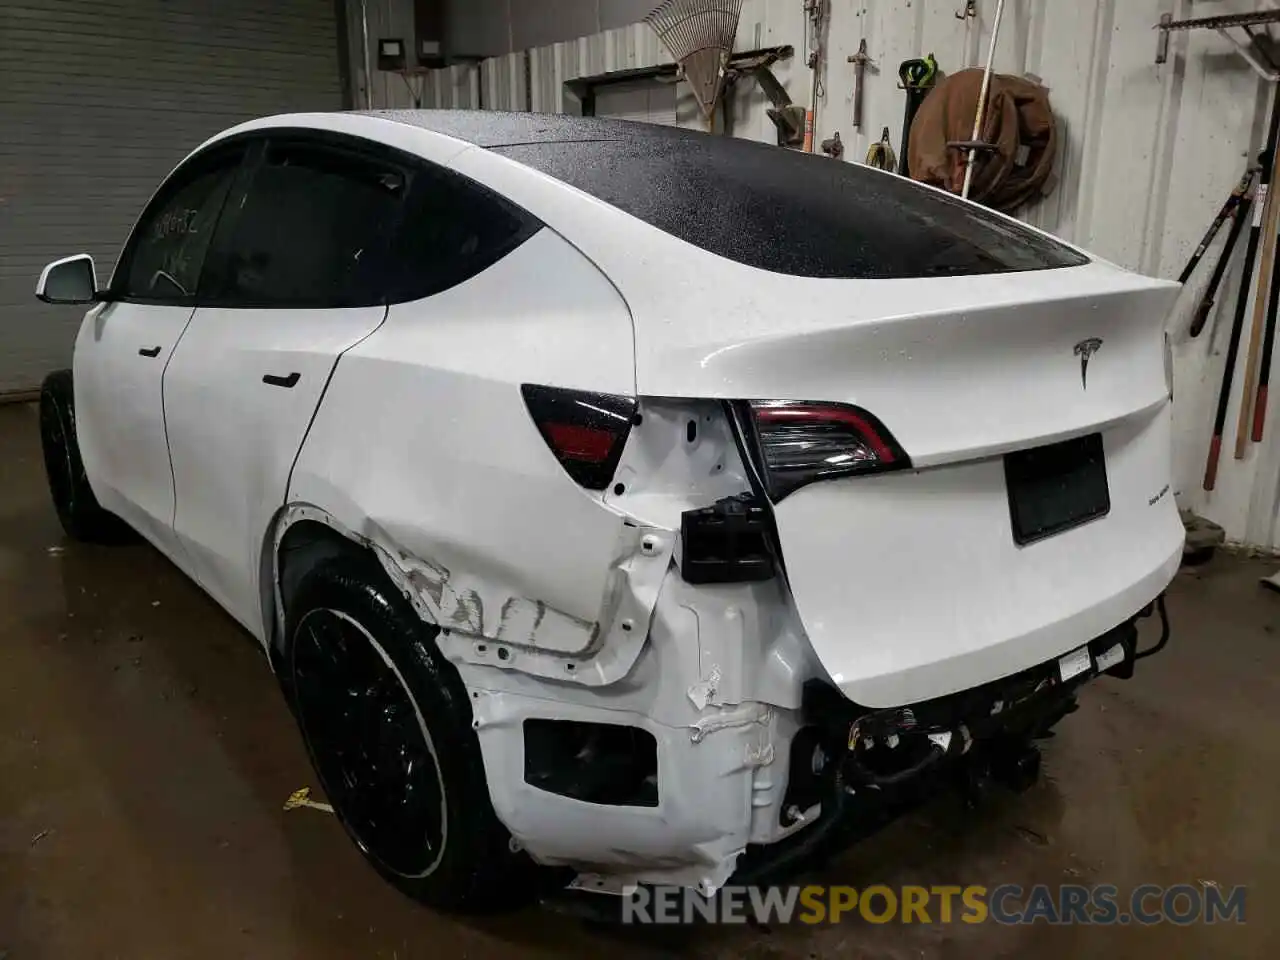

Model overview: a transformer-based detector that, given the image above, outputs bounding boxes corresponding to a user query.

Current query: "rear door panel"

[164,134,403,637]
[164,305,385,633]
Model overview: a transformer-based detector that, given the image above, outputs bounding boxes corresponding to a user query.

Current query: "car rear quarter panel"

[286,226,647,661]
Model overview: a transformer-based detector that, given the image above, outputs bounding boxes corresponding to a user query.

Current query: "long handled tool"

[1253,261,1280,439]
[1206,87,1280,490]
[1179,168,1256,285]
[896,54,937,175]
[847,38,871,133]
[1236,148,1280,459]
[1253,177,1280,438]
[1251,132,1280,443]
[644,0,744,129]
[803,0,828,152]
[1190,184,1254,338]
[962,0,1007,198]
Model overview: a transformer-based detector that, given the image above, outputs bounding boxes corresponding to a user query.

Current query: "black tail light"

[735,400,909,501]
[521,383,635,490]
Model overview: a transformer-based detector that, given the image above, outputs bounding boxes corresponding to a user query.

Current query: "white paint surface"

[52,108,1195,890]
[164,304,388,637]
[286,225,641,654]
[74,299,196,559]
[362,0,1280,547]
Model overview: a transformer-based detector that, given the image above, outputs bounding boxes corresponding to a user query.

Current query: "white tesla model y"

[36,110,1182,910]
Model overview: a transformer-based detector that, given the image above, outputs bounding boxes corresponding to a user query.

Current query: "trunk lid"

[627,261,1178,467]
[623,259,1182,707]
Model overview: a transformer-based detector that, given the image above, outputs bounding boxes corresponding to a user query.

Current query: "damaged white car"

[36,110,1182,910]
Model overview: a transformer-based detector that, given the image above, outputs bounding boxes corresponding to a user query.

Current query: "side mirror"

[37,254,100,305]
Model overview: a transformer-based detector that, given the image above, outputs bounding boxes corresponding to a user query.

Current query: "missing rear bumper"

[745,597,1171,883]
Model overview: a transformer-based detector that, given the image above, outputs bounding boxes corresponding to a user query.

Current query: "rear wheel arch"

[262,507,544,909]
[261,505,390,667]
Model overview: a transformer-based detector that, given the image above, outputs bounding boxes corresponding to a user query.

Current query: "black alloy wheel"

[282,554,543,911]
[290,606,446,878]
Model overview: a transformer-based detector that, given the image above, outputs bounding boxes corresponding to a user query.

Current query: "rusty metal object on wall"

[754,62,806,147]
[908,68,1058,213]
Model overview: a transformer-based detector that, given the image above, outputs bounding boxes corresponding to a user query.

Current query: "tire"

[281,553,541,912]
[39,369,135,544]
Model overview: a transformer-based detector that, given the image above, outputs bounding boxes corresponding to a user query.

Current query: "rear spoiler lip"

[626,266,1179,402]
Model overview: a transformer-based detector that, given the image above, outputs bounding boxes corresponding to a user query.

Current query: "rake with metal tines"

[644,0,743,126]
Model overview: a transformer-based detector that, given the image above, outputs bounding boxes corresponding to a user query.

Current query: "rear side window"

[206,141,406,308]
[386,166,540,303]
[114,149,243,302]
[495,137,1087,278]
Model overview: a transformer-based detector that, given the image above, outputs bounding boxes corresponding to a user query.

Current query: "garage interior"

[2,0,1279,958]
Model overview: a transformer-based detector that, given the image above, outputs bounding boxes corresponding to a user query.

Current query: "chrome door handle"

[138,345,161,358]
[262,372,301,388]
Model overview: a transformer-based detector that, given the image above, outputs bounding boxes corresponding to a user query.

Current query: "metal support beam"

[1219,26,1280,81]
[1155,8,1280,78]
[563,45,794,114]
[1159,9,1280,32]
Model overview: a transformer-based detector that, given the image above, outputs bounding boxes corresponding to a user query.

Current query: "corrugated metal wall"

[0,0,343,395]
[352,0,1280,547]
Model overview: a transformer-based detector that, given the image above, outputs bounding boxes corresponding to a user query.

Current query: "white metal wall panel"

[481,53,528,111]
[525,24,700,120]
[0,0,342,394]
[594,79,678,125]
[413,64,480,109]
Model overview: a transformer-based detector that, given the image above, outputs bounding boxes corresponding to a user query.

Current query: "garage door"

[0,0,345,395]
[593,79,678,126]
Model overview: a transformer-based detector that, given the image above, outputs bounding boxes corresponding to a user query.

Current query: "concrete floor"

[1,401,1278,960]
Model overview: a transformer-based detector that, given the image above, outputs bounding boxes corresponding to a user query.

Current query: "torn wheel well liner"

[273,518,382,657]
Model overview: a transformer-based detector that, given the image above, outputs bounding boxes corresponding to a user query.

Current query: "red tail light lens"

[741,400,909,500]
[522,384,636,490]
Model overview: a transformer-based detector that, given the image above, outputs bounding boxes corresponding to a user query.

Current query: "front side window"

[114,149,243,302]
[205,141,407,308]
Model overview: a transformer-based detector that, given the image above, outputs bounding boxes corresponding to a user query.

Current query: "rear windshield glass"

[495,136,1087,278]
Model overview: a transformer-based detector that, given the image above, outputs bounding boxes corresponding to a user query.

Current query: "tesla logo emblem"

[1074,338,1103,388]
